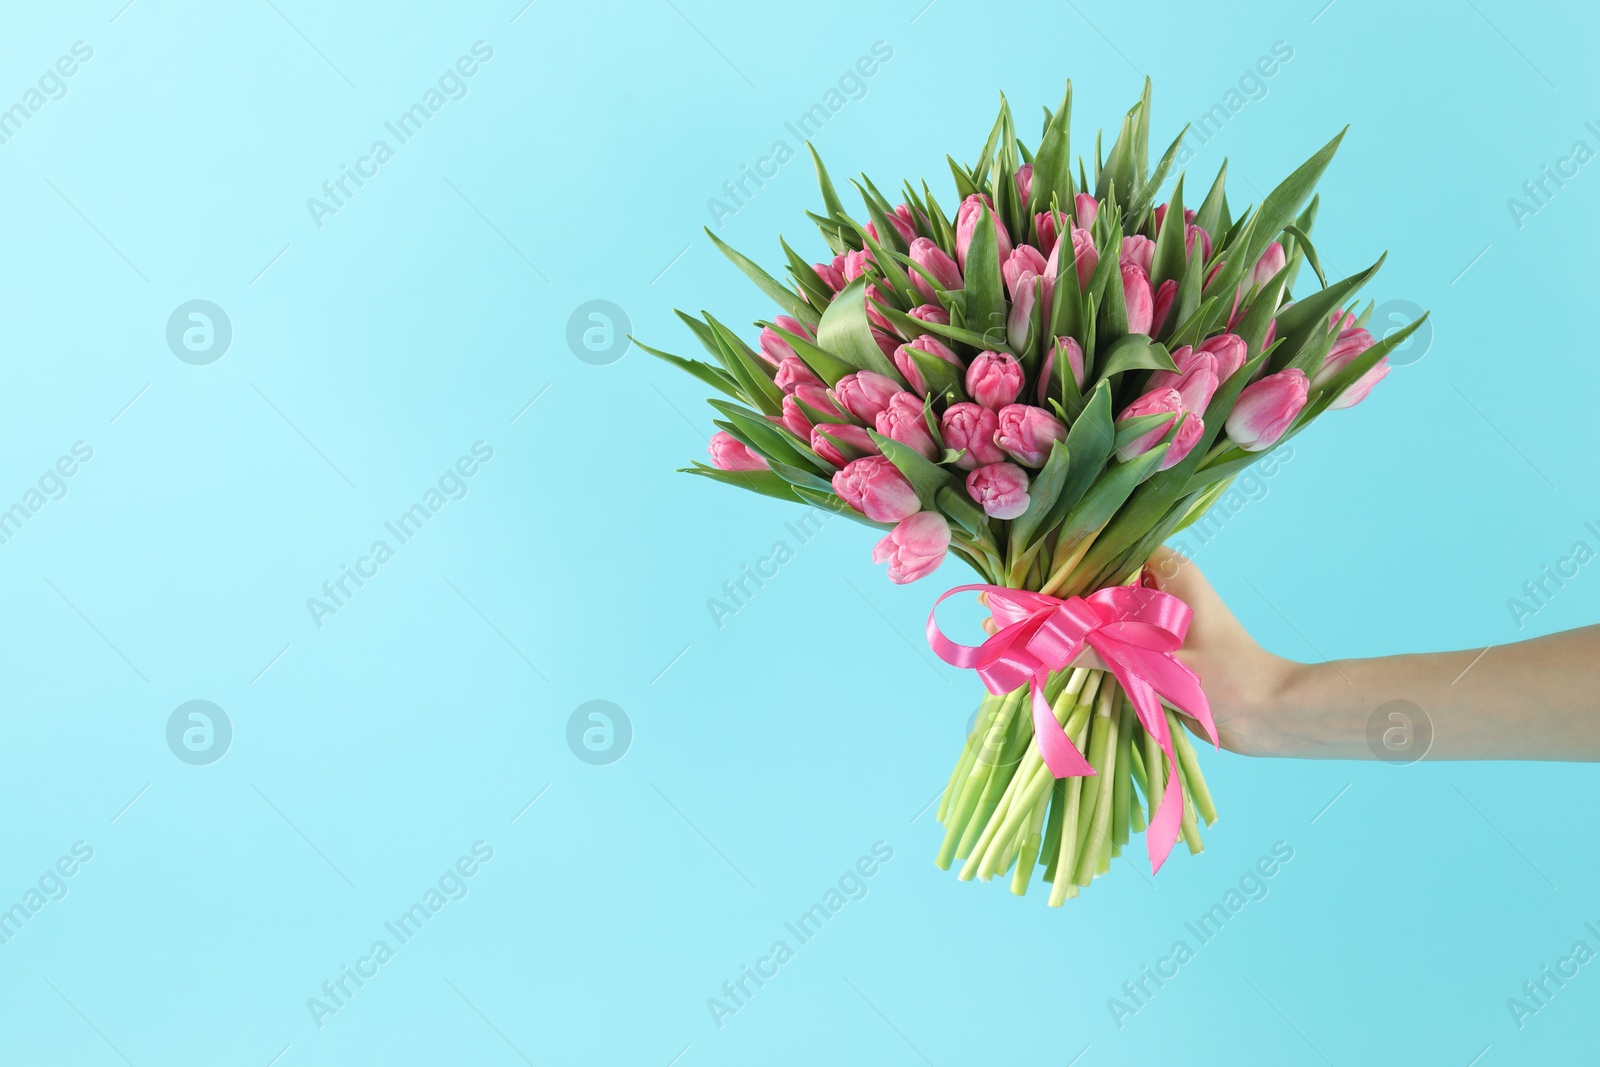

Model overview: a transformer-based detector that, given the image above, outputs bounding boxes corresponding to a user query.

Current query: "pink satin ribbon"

[927,582,1217,873]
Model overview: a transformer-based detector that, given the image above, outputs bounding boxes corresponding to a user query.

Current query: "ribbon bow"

[927,582,1217,873]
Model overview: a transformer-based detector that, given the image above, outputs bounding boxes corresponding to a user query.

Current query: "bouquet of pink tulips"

[646,80,1424,904]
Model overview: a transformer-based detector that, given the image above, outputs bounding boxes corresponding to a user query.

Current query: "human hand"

[1065,547,1297,756]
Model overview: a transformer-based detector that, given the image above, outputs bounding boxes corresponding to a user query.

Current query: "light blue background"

[1,0,1596,1063]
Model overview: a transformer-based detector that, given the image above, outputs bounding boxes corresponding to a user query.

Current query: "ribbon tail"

[1120,675,1183,874]
[1145,730,1184,874]
[1032,676,1095,778]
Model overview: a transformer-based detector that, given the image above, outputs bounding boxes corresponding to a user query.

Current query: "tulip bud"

[759,326,796,367]
[794,382,842,419]
[1120,234,1155,276]
[1117,388,1202,470]
[810,422,878,467]
[1226,368,1308,451]
[1069,226,1098,289]
[1122,263,1154,336]
[1185,224,1212,262]
[1151,278,1178,336]
[1115,388,1183,462]
[865,282,894,333]
[813,257,846,293]
[995,404,1067,468]
[832,455,921,523]
[1147,348,1220,412]
[966,350,1025,410]
[1329,308,1356,332]
[1034,210,1060,255]
[908,237,963,302]
[955,194,1013,273]
[966,462,1031,520]
[832,370,902,424]
[1006,274,1038,354]
[842,248,875,281]
[1039,336,1086,402]
[708,431,768,472]
[1198,333,1248,382]
[875,391,939,460]
[1314,327,1388,409]
[908,303,950,326]
[872,328,901,360]
[894,334,963,395]
[775,357,821,394]
[780,395,813,439]
[1312,328,1375,388]
[1328,359,1390,410]
[887,203,918,243]
[940,403,1006,470]
[1002,245,1047,300]
[1248,241,1286,290]
[1014,164,1034,204]
[1074,193,1099,230]
[872,511,951,584]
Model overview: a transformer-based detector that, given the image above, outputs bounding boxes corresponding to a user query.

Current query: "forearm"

[1243,625,1600,761]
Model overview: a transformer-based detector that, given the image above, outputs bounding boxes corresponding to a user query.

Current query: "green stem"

[1169,708,1218,826]
[1072,679,1120,887]
[936,688,1023,869]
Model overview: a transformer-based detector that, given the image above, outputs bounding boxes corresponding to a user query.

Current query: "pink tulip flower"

[832,455,920,523]
[780,395,813,439]
[842,248,875,282]
[1069,226,1098,289]
[1312,328,1375,388]
[1151,278,1178,335]
[967,462,1031,520]
[873,511,951,584]
[1225,368,1308,451]
[955,194,1014,272]
[1198,333,1248,382]
[894,334,963,395]
[708,431,768,471]
[908,303,951,326]
[940,403,1006,470]
[1035,211,1060,255]
[810,422,878,467]
[1121,235,1155,276]
[1116,388,1203,470]
[1148,348,1220,412]
[909,238,962,302]
[832,370,903,424]
[775,357,821,394]
[875,392,939,460]
[1123,263,1154,335]
[1014,164,1034,203]
[759,326,796,367]
[966,351,1025,410]
[995,404,1068,468]
[1006,274,1038,354]
[865,282,894,333]
[1075,193,1099,229]
[1315,328,1388,409]
[1037,336,1086,402]
[813,256,846,293]
[1003,245,1048,300]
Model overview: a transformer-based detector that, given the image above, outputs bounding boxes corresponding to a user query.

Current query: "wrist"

[1233,652,1310,758]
